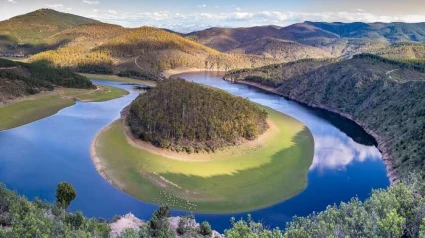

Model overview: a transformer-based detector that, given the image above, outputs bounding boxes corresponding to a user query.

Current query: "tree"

[199,221,212,236]
[377,209,406,238]
[55,182,76,209]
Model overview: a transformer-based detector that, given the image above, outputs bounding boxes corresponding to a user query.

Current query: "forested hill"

[226,54,425,182]
[225,58,338,87]
[31,25,281,75]
[0,9,99,55]
[372,43,425,60]
[128,79,269,152]
[0,58,93,104]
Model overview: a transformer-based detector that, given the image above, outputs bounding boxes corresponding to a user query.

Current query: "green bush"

[55,182,77,209]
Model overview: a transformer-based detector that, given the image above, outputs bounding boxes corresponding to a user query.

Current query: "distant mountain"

[187,22,425,59]
[186,26,287,52]
[0,9,99,55]
[229,37,332,61]
[306,21,425,43]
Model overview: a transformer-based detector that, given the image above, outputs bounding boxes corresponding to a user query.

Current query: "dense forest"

[0,58,94,104]
[225,58,338,87]
[127,79,268,152]
[226,54,425,182]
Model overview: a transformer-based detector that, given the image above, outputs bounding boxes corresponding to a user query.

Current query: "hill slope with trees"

[31,25,281,76]
[127,79,269,152]
[0,58,93,104]
[225,58,338,87]
[0,9,99,55]
[226,54,425,182]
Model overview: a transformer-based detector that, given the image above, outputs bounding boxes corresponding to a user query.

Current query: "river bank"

[0,85,129,131]
[90,101,315,213]
[226,79,398,185]
[162,68,226,78]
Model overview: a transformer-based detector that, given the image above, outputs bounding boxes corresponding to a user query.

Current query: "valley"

[1,5,425,237]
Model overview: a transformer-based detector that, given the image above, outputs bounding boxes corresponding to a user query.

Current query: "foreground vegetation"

[128,79,268,152]
[2,179,425,237]
[226,54,425,182]
[94,106,314,213]
[0,183,109,237]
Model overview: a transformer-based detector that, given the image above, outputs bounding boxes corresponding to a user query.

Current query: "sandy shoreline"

[90,124,116,186]
[162,67,226,78]
[123,119,276,162]
[91,114,276,166]
[229,79,398,185]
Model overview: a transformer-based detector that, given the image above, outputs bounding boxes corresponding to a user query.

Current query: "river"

[0,73,389,232]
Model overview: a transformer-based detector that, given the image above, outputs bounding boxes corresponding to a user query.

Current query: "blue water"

[0,74,389,232]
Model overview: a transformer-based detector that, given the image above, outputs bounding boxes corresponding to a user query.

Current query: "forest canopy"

[0,58,94,104]
[127,79,268,152]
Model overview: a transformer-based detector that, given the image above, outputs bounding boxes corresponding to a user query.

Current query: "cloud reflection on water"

[310,135,381,171]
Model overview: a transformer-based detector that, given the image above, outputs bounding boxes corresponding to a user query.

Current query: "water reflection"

[178,72,383,172]
[312,136,381,171]
[0,75,389,232]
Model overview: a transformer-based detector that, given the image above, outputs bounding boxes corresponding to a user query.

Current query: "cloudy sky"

[1,0,425,32]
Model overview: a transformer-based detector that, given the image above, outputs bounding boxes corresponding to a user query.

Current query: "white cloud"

[6,0,17,3]
[86,9,425,33]
[309,135,381,171]
[82,0,100,5]
[197,4,207,8]
[45,4,63,9]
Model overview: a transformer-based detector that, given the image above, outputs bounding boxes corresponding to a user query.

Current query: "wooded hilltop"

[127,79,268,153]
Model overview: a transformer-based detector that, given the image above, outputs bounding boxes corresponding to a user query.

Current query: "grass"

[80,73,157,86]
[61,85,129,102]
[94,107,314,213]
[0,85,129,131]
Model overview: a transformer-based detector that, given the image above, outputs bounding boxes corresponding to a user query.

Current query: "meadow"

[0,85,128,131]
[80,73,157,86]
[93,107,314,213]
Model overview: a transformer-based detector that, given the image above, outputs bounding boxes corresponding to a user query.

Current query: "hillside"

[227,54,425,181]
[187,22,425,59]
[225,58,337,87]
[32,25,281,75]
[128,79,269,152]
[0,58,93,104]
[372,42,425,59]
[229,37,332,61]
[0,9,99,55]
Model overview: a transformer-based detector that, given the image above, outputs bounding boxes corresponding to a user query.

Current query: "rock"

[109,213,144,238]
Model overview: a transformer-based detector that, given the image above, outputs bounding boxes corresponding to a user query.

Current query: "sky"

[1,0,425,32]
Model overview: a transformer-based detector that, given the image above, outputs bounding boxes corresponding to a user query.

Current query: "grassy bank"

[80,73,157,86]
[93,107,314,213]
[0,85,128,131]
